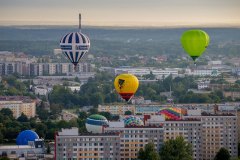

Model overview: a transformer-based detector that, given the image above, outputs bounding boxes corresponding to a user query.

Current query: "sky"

[0,0,240,27]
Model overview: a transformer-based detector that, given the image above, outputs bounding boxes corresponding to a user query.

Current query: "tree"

[159,136,193,160]
[137,142,160,160]
[138,148,145,160]
[17,113,28,122]
[37,108,49,121]
[78,111,87,119]
[47,144,51,154]
[99,112,112,120]
[236,80,240,85]
[35,123,47,138]
[88,108,98,115]
[214,147,231,160]
[0,108,13,118]
[238,143,240,157]
[143,71,156,80]
[124,110,132,115]
[50,103,63,115]
[0,131,3,143]
[0,157,10,160]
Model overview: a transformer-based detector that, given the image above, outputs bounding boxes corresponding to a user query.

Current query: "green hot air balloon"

[180,30,210,62]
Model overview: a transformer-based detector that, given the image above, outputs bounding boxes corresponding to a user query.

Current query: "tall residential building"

[60,63,69,74]
[0,96,36,118]
[49,63,57,75]
[184,112,238,159]
[146,109,238,159]
[5,62,15,75]
[104,123,164,159]
[0,63,4,75]
[38,63,44,76]
[145,115,202,160]
[30,63,38,76]
[55,128,121,160]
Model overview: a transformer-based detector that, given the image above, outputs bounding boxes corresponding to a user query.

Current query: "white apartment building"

[186,69,220,76]
[197,81,210,90]
[114,67,179,79]
[152,69,178,79]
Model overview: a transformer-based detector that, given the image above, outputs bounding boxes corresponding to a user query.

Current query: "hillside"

[0,26,239,57]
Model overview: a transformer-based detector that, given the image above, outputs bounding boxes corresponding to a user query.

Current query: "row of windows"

[58,137,118,142]
[58,142,118,147]
[203,117,236,121]
[164,123,201,127]
[58,153,117,157]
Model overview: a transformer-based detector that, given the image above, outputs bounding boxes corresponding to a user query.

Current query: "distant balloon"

[60,14,90,70]
[114,74,139,101]
[60,32,90,68]
[180,29,210,62]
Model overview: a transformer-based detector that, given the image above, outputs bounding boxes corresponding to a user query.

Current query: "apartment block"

[104,123,164,159]
[98,105,135,115]
[55,107,238,160]
[55,128,121,160]
[145,115,202,160]
[0,96,36,118]
[187,114,237,159]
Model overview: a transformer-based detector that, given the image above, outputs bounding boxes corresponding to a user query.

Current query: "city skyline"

[0,0,240,27]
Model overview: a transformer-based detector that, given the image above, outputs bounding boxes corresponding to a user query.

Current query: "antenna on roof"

[170,85,172,98]
[79,13,82,32]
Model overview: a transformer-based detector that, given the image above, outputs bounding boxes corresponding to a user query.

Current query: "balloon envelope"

[114,74,139,101]
[180,30,210,61]
[60,32,90,67]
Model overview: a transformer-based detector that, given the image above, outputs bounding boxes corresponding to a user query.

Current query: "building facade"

[0,96,36,118]
[55,128,121,160]
[104,124,164,159]
[55,107,238,160]
[184,113,238,159]
[114,67,179,79]
[98,105,136,115]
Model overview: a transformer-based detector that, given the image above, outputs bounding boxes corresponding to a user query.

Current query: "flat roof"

[0,145,33,149]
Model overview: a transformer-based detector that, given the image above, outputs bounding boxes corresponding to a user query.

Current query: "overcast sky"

[0,0,240,26]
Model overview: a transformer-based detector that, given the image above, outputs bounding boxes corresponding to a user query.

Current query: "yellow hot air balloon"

[114,74,139,101]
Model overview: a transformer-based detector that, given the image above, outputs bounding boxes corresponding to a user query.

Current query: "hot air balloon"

[180,29,210,62]
[60,14,90,70]
[114,74,139,101]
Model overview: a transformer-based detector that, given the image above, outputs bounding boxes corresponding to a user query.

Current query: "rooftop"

[201,112,236,116]
[0,145,34,149]
[58,132,120,137]
[0,96,34,103]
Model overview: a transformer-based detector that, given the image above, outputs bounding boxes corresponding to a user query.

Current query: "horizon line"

[0,20,240,28]
[0,24,240,29]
